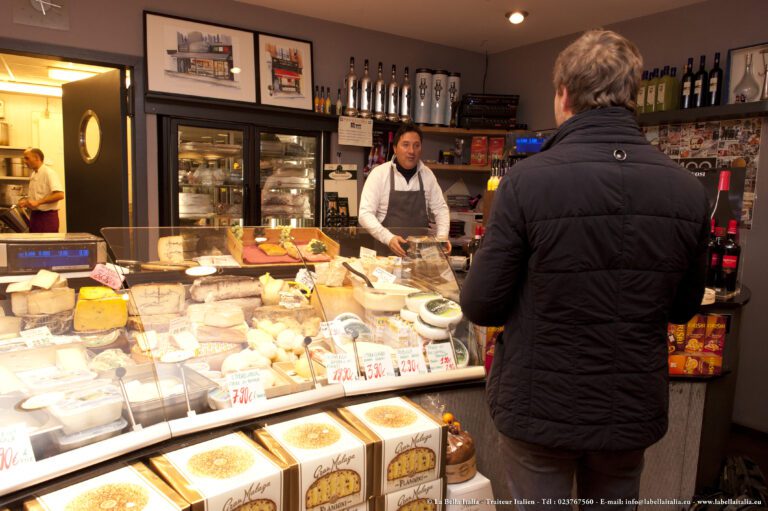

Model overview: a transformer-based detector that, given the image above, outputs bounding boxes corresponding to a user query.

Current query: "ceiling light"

[506,11,528,24]
[0,81,62,97]
[231,67,241,74]
[48,68,97,82]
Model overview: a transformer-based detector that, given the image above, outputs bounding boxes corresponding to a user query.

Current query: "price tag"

[169,317,191,337]
[372,266,397,284]
[396,347,428,376]
[360,246,377,259]
[279,291,303,309]
[361,350,396,380]
[320,320,346,340]
[426,343,457,372]
[324,353,359,383]
[295,268,316,292]
[226,369,266,407]
[19,326,53,348]
[0,425,36,473]
[420,245,442,261]
[89,263,125,290]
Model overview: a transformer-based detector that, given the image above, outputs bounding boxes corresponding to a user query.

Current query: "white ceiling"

[237,0,706,53]
[0,53,113,87]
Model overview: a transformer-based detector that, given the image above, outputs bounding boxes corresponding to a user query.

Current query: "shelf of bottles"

[177,125,244,227]
[707,169,743,299]
[260,132,317,227]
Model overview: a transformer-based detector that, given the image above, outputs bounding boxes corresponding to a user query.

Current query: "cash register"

[0,233,107,281]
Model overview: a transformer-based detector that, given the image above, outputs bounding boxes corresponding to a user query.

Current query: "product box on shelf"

[337,396,448,496]
[254,411,374,511]
[24,463,189,511]
[150,431,295,511]
[667,314,727,376]
[488,138,505,160]
[469,137,488,166]
[373,478,445,511]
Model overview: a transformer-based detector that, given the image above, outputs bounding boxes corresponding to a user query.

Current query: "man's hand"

[17,198,30,209]
[442,241,452,254]
[388,235,408,257]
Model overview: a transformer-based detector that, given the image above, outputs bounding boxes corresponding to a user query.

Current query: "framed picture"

[257,33,314,110]
[725,41,768,104]
[144,12,256,103]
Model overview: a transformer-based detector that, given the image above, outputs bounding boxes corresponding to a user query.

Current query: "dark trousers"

[29,210,59,233]
[499,434,645,511]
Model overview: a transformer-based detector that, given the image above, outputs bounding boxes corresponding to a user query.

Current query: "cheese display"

[405,293,441,314]
[338,397,447,495]
[413,318,449,341]
[73,286,128,332]
[150,432,292,511]
[24,463,189,511]
[190,276,261,303]
[203,304,246,328]
[0,316,22,339]
[48,384,124,435]
[157,235,185,263]
[128,313,182,333]
[127,283,186,316]
[256,412,371,511]
[419,300,462,329]
[12,287,76,316]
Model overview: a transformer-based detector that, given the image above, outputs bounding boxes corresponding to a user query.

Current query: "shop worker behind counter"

[461,30,709,508]
[17,148,64,233]
[359,124,450,256]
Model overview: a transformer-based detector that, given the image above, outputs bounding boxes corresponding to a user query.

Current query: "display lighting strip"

[0,81,62,97]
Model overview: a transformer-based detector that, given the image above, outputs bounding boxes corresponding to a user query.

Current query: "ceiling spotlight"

[506,11,528,24]
[231,67,241,74]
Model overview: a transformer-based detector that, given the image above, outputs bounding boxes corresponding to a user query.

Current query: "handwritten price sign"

[361,350,395,381]
[89,263,125,290]
[396,347,428,376]
[0,425,35,473]
[324,353,359,383]
[226,369,266,407]
[19,326,53,348]
[426,343,457,373]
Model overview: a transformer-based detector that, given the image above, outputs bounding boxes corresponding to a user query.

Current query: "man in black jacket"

[460,30,709,507]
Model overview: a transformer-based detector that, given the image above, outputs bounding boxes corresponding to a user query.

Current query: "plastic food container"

[16,366,98,394]
[53,417,127,452]
[48,384,124,435]
[352,283,419,312]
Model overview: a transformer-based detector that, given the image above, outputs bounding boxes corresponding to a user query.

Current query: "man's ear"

[558,87,571,115]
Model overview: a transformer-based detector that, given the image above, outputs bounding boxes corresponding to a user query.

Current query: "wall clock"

[12,0,70,30]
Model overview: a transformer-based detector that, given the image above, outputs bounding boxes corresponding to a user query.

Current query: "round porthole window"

[79,110,102,164]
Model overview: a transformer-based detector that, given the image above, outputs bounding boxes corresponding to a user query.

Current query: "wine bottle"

[705,218,717,288]
[344,57,358,117]
[637,70,649,114]
[319,86,325,113]
[359,59,372,118]
[680,57,695,109]
[722,219,741,293]
[712,227,726,291]
[656,66,670,112]
[335,88,343,116]
[324,87,331,114]
[667,67,680,110]
[711,169,734,227]
[645,68,659,113]
[386,65,399,122]
[708,52,723,106]
[314,85,321,112]
[373,62,386,120]
[468,225,483,268]
[692,55,708,108]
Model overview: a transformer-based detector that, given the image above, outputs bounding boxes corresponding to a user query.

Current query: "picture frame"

[725,41,768,104]
[144,12,256,103]
[257,32,314,111]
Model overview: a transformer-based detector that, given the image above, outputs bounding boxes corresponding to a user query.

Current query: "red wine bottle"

[712,226,726,291]
[692,55,708,108]
[468,225,483,268]
[711,169,734,227]
[708,52,723,106]
[705,218,717,288]
[722,219,741,293]
[680,57,695,109]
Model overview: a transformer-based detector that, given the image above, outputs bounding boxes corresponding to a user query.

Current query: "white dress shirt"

[28,164,64,212]
[358,160,450,245]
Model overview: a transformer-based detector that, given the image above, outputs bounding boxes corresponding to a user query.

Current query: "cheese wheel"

[414,316,450,340]
[203,305,245,328]
[419,298,463,328]
[399,308,418,323]
[405,291,442,313]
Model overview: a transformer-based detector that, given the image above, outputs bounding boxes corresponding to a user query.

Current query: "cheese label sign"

[426,343,457,372]
[89,263,124,290]
[324,353,359,383]
[296,268,317,292]
[360,246,377,260]
[0,425,35,473]
[396,347,428,376]
[372,267,397,284]
[227,369,266,407]
[168,317,191,336]
[361,350,396,380]
[19,326,53,348]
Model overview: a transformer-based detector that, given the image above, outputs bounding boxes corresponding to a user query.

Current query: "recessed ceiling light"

[506,11,528,24]
[48,68,97,82]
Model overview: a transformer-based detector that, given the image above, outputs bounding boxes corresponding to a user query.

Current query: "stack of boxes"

[668,313,727,376]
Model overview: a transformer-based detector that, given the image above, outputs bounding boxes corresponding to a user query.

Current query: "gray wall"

[488,0,768,433]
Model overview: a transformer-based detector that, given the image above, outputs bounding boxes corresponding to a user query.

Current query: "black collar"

[541,107,642,151]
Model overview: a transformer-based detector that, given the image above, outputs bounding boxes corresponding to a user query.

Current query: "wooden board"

[227,227,340,267]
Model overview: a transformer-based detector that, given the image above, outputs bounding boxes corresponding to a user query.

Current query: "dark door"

[62,69,128,235]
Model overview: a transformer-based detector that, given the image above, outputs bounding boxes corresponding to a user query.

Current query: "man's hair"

[553,29,643,114]
[393,123,423,145]
[25,148,45,161]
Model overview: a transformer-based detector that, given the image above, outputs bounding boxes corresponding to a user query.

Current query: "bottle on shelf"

[319,86,325,113]
[711,168,734,227]
[645,68,660,113]
[373,61,386,120]
[336,88,343,116]
[637,70,649,114]
[705,218,717,288]
[655,66,670,112]
[656,65,679,112]
[344,57,358,117]
[692,55,708,108]
[386,65,399,122]
[708,52,723,106]
[733,53,760,103]
[711,226,726,291]
[722,219,741,294]
[359,59,372,118]
[400,66,412,122]
[314,85,321,112]
[667,67,680,110]
[324,87,332,114]
[468,225,483,268]
[680,57,695,109]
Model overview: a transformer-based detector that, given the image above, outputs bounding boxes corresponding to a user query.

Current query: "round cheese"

[419,298,463,328]
[399,308,418,323]
[414,316,450,340]
[405,291,442,313]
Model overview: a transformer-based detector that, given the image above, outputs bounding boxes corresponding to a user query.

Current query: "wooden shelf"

[638,100,768,126]
[428,163,491,172]
[421,126,527,136]
[0,176,29,181]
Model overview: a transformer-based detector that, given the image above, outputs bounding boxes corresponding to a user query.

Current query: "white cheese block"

[419,298,463,328]
[399,308,418,323]
[171,331,200,353]
[12,287,76,316]
[203,304,245,328]
[405,291,442,313]
[30,269,62,290]
[187,297,263,324]
[55,347,89,372]
[189,276,261,302]
[127,283,185,316]
[0,316,22,338]
[414,316,450,340]
[157,235,185,262]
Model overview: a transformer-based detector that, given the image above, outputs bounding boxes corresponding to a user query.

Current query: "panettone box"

[373,478,445,511]
[337,397,448,495]
[254,412,374,511]
[24,462,189,511]
[150,431,295,511]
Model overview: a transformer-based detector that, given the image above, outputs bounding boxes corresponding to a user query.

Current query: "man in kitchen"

[460,30,709,507]
[359,123,450,256]
[18,148,64,233]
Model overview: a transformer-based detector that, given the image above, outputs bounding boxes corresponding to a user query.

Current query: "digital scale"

[0,233,106,278]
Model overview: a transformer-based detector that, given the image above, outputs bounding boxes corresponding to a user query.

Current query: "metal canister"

[11,158,23,177]
[445,72,461,126]
[414,68,433,125]
[430,70,449,126]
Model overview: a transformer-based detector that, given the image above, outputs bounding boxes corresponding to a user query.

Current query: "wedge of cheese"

[127,283,185,316]
[12,287,76,316]
[74,286,128,332]
[0,316,22,339]
[157,235,185,262]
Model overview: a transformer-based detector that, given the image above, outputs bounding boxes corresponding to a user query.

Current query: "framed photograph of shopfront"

[144,12,256,103]
[257,32,314,110]
[725,41,768,104]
